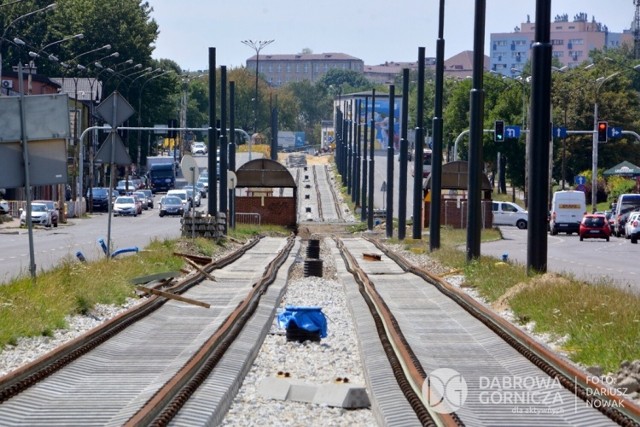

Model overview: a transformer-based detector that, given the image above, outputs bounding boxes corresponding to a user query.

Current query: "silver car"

[19,202,52,227]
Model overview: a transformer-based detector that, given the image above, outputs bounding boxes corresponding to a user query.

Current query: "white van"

[549,190,586,235]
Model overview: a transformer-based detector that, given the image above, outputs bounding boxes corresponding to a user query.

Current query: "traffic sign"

[574,175,587,185]
[608,127,622,139]
[552,126,567,138]
[96,91,135,127]
[180,154,199,184]
[94,132,131,165]
[504,125,520,139]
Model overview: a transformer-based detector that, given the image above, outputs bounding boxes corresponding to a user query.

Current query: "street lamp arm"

[1,3,56,40]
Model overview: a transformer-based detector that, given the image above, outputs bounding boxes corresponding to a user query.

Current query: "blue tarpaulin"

[277,306,327,338]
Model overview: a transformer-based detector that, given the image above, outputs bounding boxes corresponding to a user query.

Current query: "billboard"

[0,94,70,188]
[339,96,402,151]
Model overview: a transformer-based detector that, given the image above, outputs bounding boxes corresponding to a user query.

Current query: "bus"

[411,148,433,178]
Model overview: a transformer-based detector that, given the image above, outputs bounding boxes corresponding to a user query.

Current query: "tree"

[318,68,372,93]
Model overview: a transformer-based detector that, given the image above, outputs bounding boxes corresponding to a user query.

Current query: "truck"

[146,156,176,193]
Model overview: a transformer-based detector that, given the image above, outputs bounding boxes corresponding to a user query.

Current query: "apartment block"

[490,13,633,77]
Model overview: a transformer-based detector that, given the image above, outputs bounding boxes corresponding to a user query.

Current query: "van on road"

[549,190,586,235]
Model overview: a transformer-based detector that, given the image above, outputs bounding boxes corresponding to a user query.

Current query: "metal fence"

[235,212,261,226]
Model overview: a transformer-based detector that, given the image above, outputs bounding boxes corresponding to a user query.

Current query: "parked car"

[492,201,528,229]
[579,213,610,242]
[158,195,184,217]
[32,200,59,227]
[132,191,150,210]
[112,196,138,217]
[19,202,52,227]
[87,187,114,212]
[624,211,640,243]
[0,199,9,215]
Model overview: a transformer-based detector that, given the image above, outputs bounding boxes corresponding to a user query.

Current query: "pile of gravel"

[221,238,375,426]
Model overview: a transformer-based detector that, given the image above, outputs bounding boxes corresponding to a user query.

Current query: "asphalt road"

[482,226,640,295]
[0,199,183,285]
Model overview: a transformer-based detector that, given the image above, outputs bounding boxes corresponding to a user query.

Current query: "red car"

[579,214,610,242]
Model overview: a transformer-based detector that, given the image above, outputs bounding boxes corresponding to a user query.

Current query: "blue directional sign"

[608,127,622,139]
[575,175,587,185]
[504,125,520,139]
[552,126,567,138]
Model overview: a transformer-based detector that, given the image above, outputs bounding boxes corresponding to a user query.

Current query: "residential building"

[246,52,364,87]
[490,13,633,76]
[348,52,488,84]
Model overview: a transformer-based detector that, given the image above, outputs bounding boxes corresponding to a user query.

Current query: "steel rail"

[325,164,344,221]
[312,165,324,221]
[125,235,295,426]
[334,237,462,427]
[367,237,640,426]
[0,236,262,402]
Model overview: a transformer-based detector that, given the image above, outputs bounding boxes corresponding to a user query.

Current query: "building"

[246,52,364,87]
[353,52,487,84]
[490,12,634,76]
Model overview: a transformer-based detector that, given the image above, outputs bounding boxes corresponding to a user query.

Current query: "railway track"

[0,236,298,425]
[293,164,344,223]
[1,232,638,425]
[334,236,640,426]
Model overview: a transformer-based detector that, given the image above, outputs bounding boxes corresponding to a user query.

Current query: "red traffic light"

[597,121,608,142]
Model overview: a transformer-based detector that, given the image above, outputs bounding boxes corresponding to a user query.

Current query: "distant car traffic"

[492,201,528,229]
[132,191,150,210]
[191,142,208,155]
[20,202,52,227]
[113,196,138,217]
[32,200,59,227]
[624,211,640,244]
[158,195,184,217]
[579,213,610,242]
[139,189,154,208]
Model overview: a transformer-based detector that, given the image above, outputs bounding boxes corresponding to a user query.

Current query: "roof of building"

[50,77,101,101]
[247,52,362,62]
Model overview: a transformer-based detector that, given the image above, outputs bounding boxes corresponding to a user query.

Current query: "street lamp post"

[0,2,56,95]
[60,44,112,202]
[241,39,274,137]
[137,70,173,161]
[591,71,620,213]
[24,33,84,94]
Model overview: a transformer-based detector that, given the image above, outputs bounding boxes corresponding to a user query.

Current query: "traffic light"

[494,120,505,142]
[597,121,608,143]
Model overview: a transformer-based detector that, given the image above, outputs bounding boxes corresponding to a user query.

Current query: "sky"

[146,0,635,72]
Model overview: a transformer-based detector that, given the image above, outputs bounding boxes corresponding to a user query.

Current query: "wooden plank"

[173,252,213,265]
[129,271,180,285]
[362,252,382,261]
[184,258,217,281]
[137,286,210,308]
